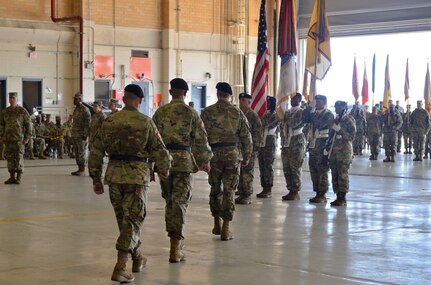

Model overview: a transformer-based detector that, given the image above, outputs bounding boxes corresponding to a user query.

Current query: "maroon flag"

[361,64,369,106]
[251,0,270,117]
[352,57,359,102]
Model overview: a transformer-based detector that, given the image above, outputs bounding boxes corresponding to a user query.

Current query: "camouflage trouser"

[5,140,25,173]
[25,138,34,157]
[109,183,148,253]
[160,172,192,240]
[411,132,426,156]
[257,135,276,188]
[237,153,257,197]
[353,131,365,154]
[367,134,381,157]
[329,157,351,193]
[397,131,403,151]
[281,139,305,192]
[308,146,329,193]
[72,137,87,166]
[0,142,4,158]
[33,137,46,155]
[383,132,398,157]
[425,133,431,156]
[209,158,240,221]
[48,138,64,157]
[403,132,411,151]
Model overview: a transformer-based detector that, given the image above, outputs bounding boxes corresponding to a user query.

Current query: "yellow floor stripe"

[0,211,111,223]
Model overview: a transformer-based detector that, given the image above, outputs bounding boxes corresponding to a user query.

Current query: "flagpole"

[273,0,279,98]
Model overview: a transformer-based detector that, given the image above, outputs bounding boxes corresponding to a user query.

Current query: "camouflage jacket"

[366,113,382,136]
[281,106,305,148]
[349,107,367,133]
[242,107,262,151]
[90,112,106,145]
[260,111,279,147]
[402,111,412,133]
[153,99,212,173]
[89,106,171,185]
[303,107,334,152]
[331,113,356,161]
[410,108,430,134]
[44,122,57,137]
[201,99,252,162]
[71,104,90,138]
[0,105,31,142]
[381,110,403,133]
[34,123,46,138]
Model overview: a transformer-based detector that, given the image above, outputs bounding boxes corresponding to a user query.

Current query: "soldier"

[381,101,403,162]
[71,92,91,175]
[255,96,279,198]
[153,78,212,262]
[0,92,31,184]
[280,92,306,201]
[201,82,252,241]
[89,101,106,150]
[410,100,430,161]
[349,101,366,155]
[235,92,262,205]
[366,106,382,160]
[402,104,412,154]
[63,114,74,157]
[304,95,334,203]
[26,118,36,160]
[424,130,431,159]
[109,98,121,115]
[89,84,171,283]
[327,101,356,206]
[395,100,405,152]
[33,116,48,159]
[51,116,66,159]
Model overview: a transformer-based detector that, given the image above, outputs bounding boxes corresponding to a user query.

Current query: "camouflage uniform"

[257,111,278,190]
[71,104,90,167]
[237,107,261,199]
[153,99,212,240]
[381,109,403,162]
[366,112,382,160]
[89,105,171,253]
[349,106,366,155]
[25,120,35,159]
[395,104,405,152]
[425,131,431,159]
[410,107,430,160]
[303,107,334,196]
[280,106,306,199]
[201,100,252,222]
[89,111,106,149]
[0,101,31,178]
[33,121,47,158]
[62,117,73,157]
[402,109,412,154]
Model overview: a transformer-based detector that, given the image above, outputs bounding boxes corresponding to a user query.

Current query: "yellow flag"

[383,55,391,113]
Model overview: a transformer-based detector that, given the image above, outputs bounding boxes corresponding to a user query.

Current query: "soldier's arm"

[239,113,253,162]
[147,120,171,176]
[23,109,31,143]
[0,111,4,140]
[88,126,106,184]
[191,113,213,166]
[252,114,262,150]
[268,114,279,130]
[83,108,91,138]
[338,118,356,141]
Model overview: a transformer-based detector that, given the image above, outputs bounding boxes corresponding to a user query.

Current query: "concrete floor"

[0,151,430,285]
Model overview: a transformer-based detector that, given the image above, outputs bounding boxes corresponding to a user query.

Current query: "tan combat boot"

[131,241,147,272]
[4,172,16,184]
[15,172,22,184]
[235,195,252,205]
[330,192,347,207]
[282,190,300,201]
[309,192,327,203]
[111,251,135,283]
[29,153,35,160]
[256,187,272,198]
[71,165,85,176]
[169,238,185,263]
[212,216,221,235]
[221,220,233,241]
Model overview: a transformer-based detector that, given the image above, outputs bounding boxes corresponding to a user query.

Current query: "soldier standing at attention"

[109,98,121,115]
[349,101,367,156]
[89,101,106,150]
[235,92,262,205]
[153,78,212,262]
[71,92,90,176]
[201,82,252,241]
[304,95,334,203]
[280,92,306,201]
[255,96,279,198]
[366,106,382,160]
[411,100,430,161]
[89,84,171,283]
[328,101,356,206]
[395,100,405,153]
[381,100,403,162]
[0,92,31,184]
[402,104,412,154]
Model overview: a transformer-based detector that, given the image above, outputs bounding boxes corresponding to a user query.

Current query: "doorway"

[191,83,207,114]
[22,79,42,114]
[0,79,6,110]
[95,80,111,107]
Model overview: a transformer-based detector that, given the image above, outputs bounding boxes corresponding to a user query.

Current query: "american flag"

[251,0,269,118]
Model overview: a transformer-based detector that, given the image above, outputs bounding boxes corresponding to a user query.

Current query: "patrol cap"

[170,78,189,91]
[216,82,233,95]
[93,101,102,107]
[335,100,347,107]
[124,84,144,98]
[315,95,327,102]
[417,100,423,104]
[109,98,119,104]
[8,92,18,98]
[73,92,82,99]
[239,93,252,100]
[267,96,276,103]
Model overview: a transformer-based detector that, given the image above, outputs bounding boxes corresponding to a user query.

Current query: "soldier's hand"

[93,182,104,195]
[198,163,210,173]
[241,159,249,167]
[158,171,169,180]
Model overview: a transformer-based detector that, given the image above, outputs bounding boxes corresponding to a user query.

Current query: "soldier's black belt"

[165,144,191,152]
[109,155,149,163]
[209,142,238,148]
